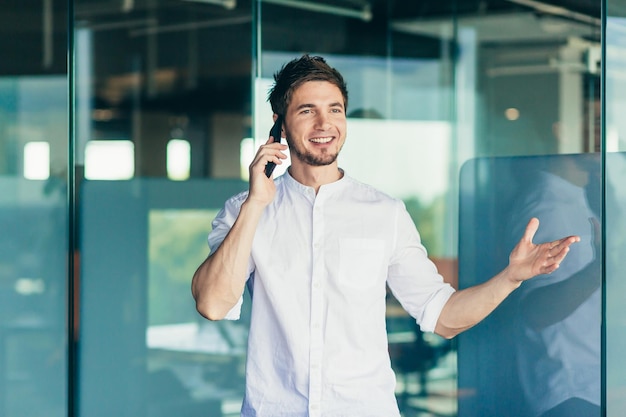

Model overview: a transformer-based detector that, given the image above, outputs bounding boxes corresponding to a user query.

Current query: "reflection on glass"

[508,156,601,417]
[458,154,602,417]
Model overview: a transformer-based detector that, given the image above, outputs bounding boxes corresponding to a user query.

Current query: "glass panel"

[75,0,254,416]
[456,2,603,417]
[605,1,626,415]
[0,2,69,417]
[79,179,248,417]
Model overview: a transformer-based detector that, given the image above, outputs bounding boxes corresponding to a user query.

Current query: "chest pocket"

[338,238,386,289]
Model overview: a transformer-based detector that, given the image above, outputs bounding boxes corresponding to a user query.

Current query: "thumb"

[522,217,540,244]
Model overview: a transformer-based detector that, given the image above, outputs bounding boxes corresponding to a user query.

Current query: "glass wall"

[0,1,70,416]
[605,0,626,415]
[73,1,253,416]
[452,2,603,416]
[0,0,620,416]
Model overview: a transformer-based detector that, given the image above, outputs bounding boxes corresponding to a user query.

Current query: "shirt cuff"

[223,295,244,320]
[418,285,456,333]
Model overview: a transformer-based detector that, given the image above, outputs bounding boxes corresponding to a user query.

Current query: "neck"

[288,163,343,194]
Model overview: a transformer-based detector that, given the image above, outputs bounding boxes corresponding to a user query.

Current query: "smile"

[309,137,333,144]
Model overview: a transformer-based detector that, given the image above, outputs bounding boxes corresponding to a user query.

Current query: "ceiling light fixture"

[263,0,372,22]
[505,0,600,26]
[181,0,237,10]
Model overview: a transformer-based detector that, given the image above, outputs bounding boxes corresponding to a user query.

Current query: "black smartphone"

[264,115,283,177]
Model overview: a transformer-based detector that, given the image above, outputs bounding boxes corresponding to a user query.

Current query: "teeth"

[310,137,332,143]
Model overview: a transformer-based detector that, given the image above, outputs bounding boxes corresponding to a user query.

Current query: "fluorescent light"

[263,0,372,22]
[85,140,135,180]
[505,0,600,26]
[240,137,255,181]
[24,141,50,180]
[15,278,45,295]
[180,0,236,9]
[167,139,191,180]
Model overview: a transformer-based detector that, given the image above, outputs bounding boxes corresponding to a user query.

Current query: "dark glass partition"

[458,153,603,416]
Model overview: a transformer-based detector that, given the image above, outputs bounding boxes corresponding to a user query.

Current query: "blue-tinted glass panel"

[75,0,254,415]
[0,1,69,412]
[605,2,626,415]
[458,154,602,417]
[79,179,248,417]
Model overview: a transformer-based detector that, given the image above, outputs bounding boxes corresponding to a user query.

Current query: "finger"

[542,263,560,274]
[255,142,286,159]
[522,217,540,244]
[555,235,581,249]
[251,147,286,175]
[548,235,580,252]
[549,245,571,264]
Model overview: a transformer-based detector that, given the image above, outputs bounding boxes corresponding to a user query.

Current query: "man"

[191,54,579,417]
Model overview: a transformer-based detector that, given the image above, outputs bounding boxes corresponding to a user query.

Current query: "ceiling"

[0,0,606,114]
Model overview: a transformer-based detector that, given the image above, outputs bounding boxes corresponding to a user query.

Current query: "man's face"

[283,81,347,167]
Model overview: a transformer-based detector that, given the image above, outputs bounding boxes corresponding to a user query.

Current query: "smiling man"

[191,54,579,417]
[281,80,346,168]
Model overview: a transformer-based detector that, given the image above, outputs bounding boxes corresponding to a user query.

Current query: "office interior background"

[1,0,626,416]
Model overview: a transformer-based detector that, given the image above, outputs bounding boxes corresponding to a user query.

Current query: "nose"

[314,112,330,130]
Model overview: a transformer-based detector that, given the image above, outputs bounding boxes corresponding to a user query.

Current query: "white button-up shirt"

[208,170,455,417]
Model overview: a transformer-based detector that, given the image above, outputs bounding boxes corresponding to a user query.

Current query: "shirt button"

[313,281,321,289]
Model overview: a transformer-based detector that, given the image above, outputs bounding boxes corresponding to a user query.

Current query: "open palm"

[508,217,580,282]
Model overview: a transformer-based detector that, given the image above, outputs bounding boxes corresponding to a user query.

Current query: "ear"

[273,114,285,136]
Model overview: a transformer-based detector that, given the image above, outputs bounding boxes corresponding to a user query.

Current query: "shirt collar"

[283,167,348,199]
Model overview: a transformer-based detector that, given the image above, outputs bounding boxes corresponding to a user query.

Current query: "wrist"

[241,197,268,214]
[500,266,525,289]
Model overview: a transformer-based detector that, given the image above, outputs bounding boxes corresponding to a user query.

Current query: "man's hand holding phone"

[264,115,284,177]
[246,116,288,207]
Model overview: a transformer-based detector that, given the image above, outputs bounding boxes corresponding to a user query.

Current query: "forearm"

[434,267,521,339]
[192,200,264,320]
[433,218,579,338]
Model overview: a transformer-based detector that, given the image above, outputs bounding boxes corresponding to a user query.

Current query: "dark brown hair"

[267,54,349,116]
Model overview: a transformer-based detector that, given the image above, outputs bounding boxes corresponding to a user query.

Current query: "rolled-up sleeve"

[206,191,255,321]
[386,202,455,333]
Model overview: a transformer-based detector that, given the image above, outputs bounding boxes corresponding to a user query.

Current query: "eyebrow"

[295,101,345,111]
